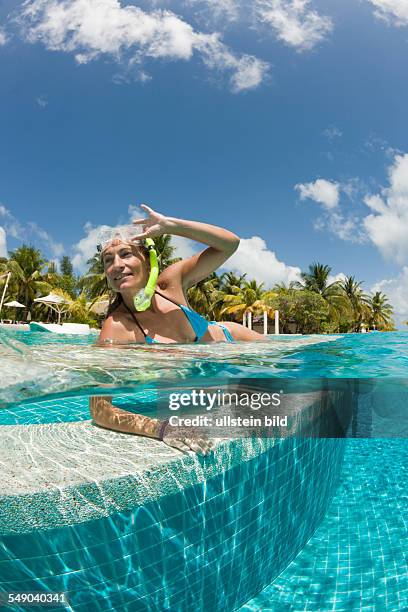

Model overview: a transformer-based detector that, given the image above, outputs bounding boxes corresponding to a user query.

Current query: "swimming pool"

[0,329,407,610]
[2,330,408,406]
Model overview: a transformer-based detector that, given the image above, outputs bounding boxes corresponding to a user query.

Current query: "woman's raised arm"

[132,204,240,289]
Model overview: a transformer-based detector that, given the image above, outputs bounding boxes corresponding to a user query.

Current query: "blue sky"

[1,0,408,325]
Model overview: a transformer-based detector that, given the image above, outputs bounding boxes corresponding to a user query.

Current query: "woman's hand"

[132,204,170,239]
[90,397,214,455]
[131,203,240,288]
[162,424,215,456]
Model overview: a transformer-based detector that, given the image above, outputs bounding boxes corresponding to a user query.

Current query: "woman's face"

[102,241,148,293]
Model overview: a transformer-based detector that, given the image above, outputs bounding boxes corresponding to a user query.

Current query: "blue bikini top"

[123,290,233,344]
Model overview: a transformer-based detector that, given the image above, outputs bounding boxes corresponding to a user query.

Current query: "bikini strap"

[122,302,148,340]
[154,289,182,307]
[122,291,194,343]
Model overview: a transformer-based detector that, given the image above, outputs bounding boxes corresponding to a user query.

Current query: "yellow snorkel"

[133,238,159,312]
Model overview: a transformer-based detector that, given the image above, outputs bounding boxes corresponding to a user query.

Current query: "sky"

[1,0,408,326]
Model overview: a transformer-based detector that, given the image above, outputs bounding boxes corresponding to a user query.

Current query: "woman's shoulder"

[157,263,181,290]
[156,268,187,302]
[98,306,142,343]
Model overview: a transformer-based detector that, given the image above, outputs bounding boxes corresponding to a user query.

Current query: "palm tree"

[43,262,61,293]
[300,262,333,294]
[339,276,370,332]
[1,246,51,320]
[219,271,247,294]
[221,279,268,325]
[8,245,45,276]
[80,252,108,300]
[273,281,298,293]
[368,291,394,330]
[55,255,78,298]
[187,273,221,319]
[57,289,99,326]
[154,235,180,271]
[298,262,349,331]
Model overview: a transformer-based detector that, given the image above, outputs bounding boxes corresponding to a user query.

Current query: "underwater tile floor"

[240,439,408,611]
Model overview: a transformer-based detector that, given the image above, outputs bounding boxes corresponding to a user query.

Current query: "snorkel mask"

[97,227,159,312]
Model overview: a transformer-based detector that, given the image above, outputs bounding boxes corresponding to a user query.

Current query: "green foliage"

[187,273,221,320]
[154,235,181,271]
[79,252,108,300]
[339,275,370,332]
[298,262,350,329]
[53,274,78,298]
[60,256,74,277]
[263,287,328,333]
[219,272,247,294]
[47,261,57,274]
[300,262,334,295]
[293,291,329,333]
[0,245,51,319]
[9,245,45,277]
[368,291,394,330]
[0,243,397,332]
[65,292,99,327]
[221,279,266,322]
[47,255,79,299]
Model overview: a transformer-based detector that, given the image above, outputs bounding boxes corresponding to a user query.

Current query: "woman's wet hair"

[107,292,124,317]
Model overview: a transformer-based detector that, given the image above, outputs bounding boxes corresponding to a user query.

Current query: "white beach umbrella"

[4,300,25,308]
[34,293,71,324]
[3,300,25,322]
[34,293,66,305]
[89,299,109,316]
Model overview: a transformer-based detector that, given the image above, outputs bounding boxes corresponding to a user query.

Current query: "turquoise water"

[1,437,346,611]
[241,439,408,611]
[0,329,407,610]
[1,331,408,409]
[5,330,408,380]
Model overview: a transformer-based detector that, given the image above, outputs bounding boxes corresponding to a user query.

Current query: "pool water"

[0,329,407,610]
[241,439,408,611]
[1,331,408,408]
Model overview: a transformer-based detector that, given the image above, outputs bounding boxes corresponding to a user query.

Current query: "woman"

[90,205,263,454]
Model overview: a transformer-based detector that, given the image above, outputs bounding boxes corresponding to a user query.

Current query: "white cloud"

[0,204,63,258]
[198,37,269,92]
[128,203,201,258]
[184,0,240,23]
[322,125,342,140]
[371,268,408,329]
[314,211,364,243]
[295,178,367,243]
[0,205,24,239]
[72,223,112,271]
[0,27,7,46]
[19,0,269,92]
[328,271,346,285]
[223,236,301,287]
[295,178,339,209]
[255,0,333,51]
[367,1,408,26]
[27,221,64,257]
[36,95,48,108]
[72,205,198,271]
[170,235,197,259]
[0,227,7,257]
[294,154,408,258]
[72,204,144,271]
[363,153,408,263]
